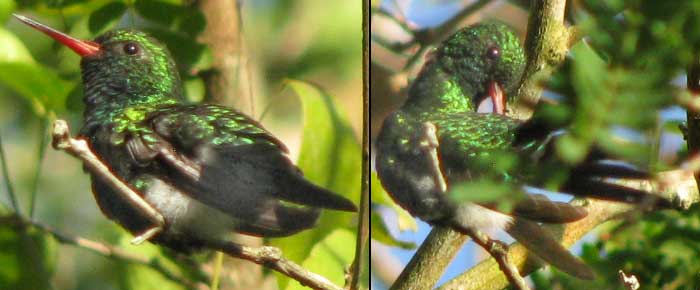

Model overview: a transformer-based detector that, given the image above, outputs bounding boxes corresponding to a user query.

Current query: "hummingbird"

[14,14,357,252]
[376,22,668,279]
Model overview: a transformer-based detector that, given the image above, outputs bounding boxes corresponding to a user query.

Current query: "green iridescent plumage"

[376,22,671,281]
[17,18,356,252]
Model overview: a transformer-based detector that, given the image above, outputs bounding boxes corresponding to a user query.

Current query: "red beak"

[13,14,101,57]
[488,81,505,115]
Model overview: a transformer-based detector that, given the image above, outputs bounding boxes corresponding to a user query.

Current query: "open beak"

[488,81,505,115]
[13,14,101,57]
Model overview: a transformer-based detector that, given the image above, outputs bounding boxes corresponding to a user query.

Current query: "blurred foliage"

[531,1,700,288]
[0,0,362,289]
[372,0,700,289]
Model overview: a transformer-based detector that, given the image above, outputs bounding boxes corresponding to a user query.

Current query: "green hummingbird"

[14,14,356,252]
[376,22,668,280]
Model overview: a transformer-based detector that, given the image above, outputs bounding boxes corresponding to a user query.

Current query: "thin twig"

[50,119,344,290]
[209,241,344,290]
[0,213,206,289]
[346,0,371,288]
[464,228,530,290]
[51,120,165,245]
[0,133,21,214]
[372,0,494,72]
[29,115,51,218]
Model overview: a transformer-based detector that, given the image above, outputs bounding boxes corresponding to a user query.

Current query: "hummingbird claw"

[130,226,163,245]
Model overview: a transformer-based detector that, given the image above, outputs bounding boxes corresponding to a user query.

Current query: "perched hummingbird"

[15,14,356,252]
[376,22,667,279]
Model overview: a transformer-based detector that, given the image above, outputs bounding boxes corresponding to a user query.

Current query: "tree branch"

[50,119,345,290]
[513,0,571,120]
[436,170,699,290]
[198,0,253,113]
[372,0,495,72]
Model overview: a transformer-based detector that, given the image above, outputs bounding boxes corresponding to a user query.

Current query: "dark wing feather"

[138,104,355,236]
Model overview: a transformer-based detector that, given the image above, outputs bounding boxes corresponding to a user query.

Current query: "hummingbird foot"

[130,226,164,245]
[418,121,447,192]
[465,227,531,290]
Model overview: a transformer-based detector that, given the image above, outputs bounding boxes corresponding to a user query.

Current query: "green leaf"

[370,172,417,232]
[0,62,74,115]
[370,212,416,249]
[114,234,187,290]
[270,80,360,289]
[448,179,516,205]
[0,28,73,115]
[88,1,127,34]
[0,223,57,290]
[285,229,355,290]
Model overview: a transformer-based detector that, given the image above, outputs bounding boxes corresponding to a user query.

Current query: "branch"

[346,0,371,288]
[388,227,468,290]
[209,241,343,290]
[50,119,345,290]
[198,0,253,113]
[512,0,571,120]
[372,0,495,72]
[0,213,206,289]
[436,170,699,290]
[685,59,700,190]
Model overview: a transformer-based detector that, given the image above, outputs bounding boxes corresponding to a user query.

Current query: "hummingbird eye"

[486,47,500,60]
[123,42,140,55]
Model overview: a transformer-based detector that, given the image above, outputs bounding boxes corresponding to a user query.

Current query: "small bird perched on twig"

[14,14,357,253]
[375,22,669,280]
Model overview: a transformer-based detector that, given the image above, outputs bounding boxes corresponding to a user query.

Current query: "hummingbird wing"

[127,104,355,237]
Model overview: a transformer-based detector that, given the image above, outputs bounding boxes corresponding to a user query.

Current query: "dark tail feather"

[511,194,588,223]
[572,160,650,179]
[238,206,321,237]
[276,175,357,212]
[562,178,673,208]
[506,218,595,280]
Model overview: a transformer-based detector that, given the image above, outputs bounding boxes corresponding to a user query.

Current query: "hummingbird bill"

[14,14,357,253]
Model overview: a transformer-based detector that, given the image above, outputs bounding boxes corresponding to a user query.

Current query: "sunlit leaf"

[270,80,359,289]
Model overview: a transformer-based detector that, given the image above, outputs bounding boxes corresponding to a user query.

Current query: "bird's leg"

[51,119,165,244]
[418,122,447,192]
[418,121,531,290]
[467,228,531,290]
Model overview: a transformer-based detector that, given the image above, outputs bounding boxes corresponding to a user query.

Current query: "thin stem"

[0,213,206,288]
[347,1,371,288]
[0,133,21,215]
[29,116,50,218]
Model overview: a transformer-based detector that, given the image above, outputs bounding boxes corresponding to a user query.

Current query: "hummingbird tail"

[275,174,358,212]
[506,218,596,280]
[509,193,588,223]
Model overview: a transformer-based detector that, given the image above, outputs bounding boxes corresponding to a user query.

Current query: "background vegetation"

[0,1,364,289]
[371,0,700,289]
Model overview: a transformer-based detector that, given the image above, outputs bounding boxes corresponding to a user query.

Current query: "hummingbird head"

[436,22,525,114]
[13,14,183,107]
